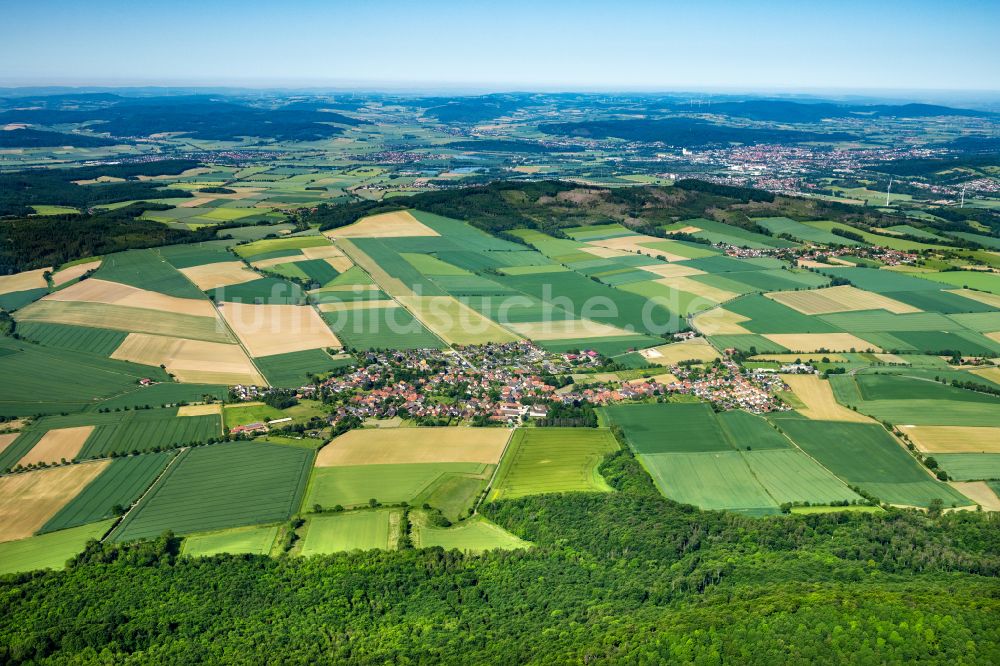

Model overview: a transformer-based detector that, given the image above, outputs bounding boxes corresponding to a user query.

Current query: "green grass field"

[182,524,280,557]
[81,413,221,457]
[40,452,173,533]
[603,403,730,453]
[234,236,331,259]
[208,277,306,305]
[640,451,780,514]
[93,383,229,410]
[322,305,445,350]
[412,513,530,554]
[0,337,170,418]
[300,509,399,554]
[772,417,972,507]
[223,403,285,429]
[0,520,115,575]
[94,249,206,299]
[742,449,861,505]
[306,462,492,518]
[113,442,313,541]
[16,322,128,356]
[488,428,617,500]
[716,410,791,450]
[254,349,351,388]
[933,454,1000,481]
[754,217,862,246]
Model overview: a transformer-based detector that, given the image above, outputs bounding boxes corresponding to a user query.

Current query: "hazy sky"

[2,0,999,91]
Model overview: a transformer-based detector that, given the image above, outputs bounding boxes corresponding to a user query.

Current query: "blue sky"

[2,0,998,91]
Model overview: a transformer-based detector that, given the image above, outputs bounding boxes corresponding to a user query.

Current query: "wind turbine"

[960,185,967,208]
[885,177,893,207]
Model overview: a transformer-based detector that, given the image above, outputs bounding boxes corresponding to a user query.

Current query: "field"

[223,402,286,428]
[639,338,721,366]
[0,267,49,295]
[782,374,873,422]
[15,322,128,356]
[0,520,115,575]
[743,450,860,504]
[78,412,221,458]
[306,462,491,519]
[773,417,972,507]
[219,302,340,356]
[48,278,217,316]
[93,250,206,298]
[254,349,352,388]
[183,524,280,557]
[16,300,234,344]
[325,210,439,238]
[716,410,791,450]
[603,403,730,453]
[16,426,94,466]
[766,285,918,315]
[40,452,174,533]
[950,482,1000,511]
[933,454,1000,482]
[179,261,260,290]
[899,425,1000,453]
[487,428,618,500]
[110,333,265,385]
[763,333,881,353]
[315,427,509,466]
[641,451,779,513]
[322,301,445,350]
[112,442,313,541]
[51,259,102,286]
[395,295,521,345]
[300,509,400,554]
[411,513,530,553]
[755,217,861,246]
[0,461,111,542]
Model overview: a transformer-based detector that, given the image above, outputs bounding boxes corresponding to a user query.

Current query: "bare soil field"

[950,481,1000,511]
[0,268,50,294]
[506,319,635,341]
[177,404,223,417]
[315,428,509,467]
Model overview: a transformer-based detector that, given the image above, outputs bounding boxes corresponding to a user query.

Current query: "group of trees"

[1,448,998,663]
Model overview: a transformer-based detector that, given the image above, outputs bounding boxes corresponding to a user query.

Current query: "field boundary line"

[104,448,186,542]
[475,427,518,513]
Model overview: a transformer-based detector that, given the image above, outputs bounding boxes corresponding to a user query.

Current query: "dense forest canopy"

[1,451,997,664]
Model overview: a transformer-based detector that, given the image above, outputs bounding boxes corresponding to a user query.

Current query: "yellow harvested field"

[827,257,857,266]
[46,279,217,317]
[639,263,706,278]
[589,234,674,256]
[14,301,234,343]
[0,461,110,542]
[326,256,354,272]
[668,225,703,234]
[177,197,216,208]
[766,285,919,315]
[985,332,1000,344]
[0,433,18,455]
[177,404,222,417]
[52,260,101,287]
[754,353,847,363]
[111,333,265,385]
[947,288,1000,309]
[179,262,260,290]
[950,482,1000,511]
[325,210,439,239]
[506,318,636,341]
[579,246,636,259]
[396,295,520,345]
[219,302,340,357]
[691,308,751,335]
[0,267,49,295]
[317,300,399,313]
[782,374,873,423]
[628,372,679,385]
[971,365,1000,384]
[873,353,909,364]
[899,425,1000,453]
[765,333,881,352]
[640,337,721,366]
[251,254,304,269]
[656,276,738,303]
[17,426,94,467]
[796,259,831,269]
[300,245,346,260]
[315,427,509,467]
